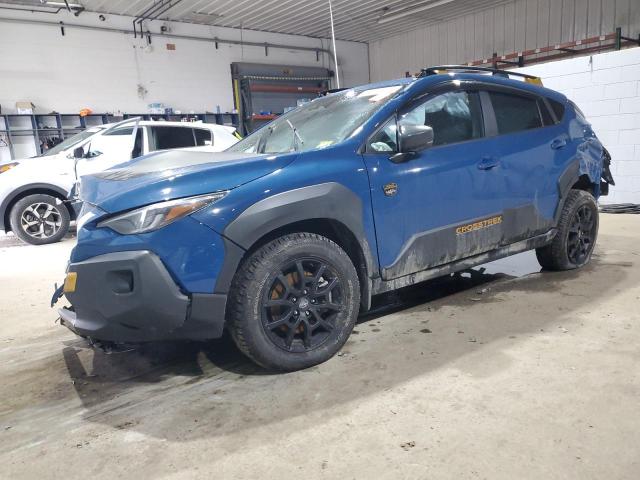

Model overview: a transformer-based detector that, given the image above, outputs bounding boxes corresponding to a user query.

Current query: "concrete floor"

[0,214,638,479]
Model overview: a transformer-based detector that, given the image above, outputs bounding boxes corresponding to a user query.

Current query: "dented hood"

[80,149,296,213]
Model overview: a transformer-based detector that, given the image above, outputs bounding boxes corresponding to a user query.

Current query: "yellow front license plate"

[63,272,77,293]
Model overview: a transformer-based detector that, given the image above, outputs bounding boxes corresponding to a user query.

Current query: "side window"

[194,128,213,146]
[538,99,555,126]
[489,91,542,134]
[103,127,134,136]
[132,128,143,158]
[150,126,196,151]
[368,117,398,153]
[88,126,140,159]
[550,99,566,122]
[400,91,483,146]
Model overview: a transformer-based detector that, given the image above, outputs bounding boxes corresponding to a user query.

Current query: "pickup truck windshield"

[228,85,403,154]
[41,128,104,157]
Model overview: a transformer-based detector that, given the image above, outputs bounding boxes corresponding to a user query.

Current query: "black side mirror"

[73,146,85,159]
[390,124,434,163]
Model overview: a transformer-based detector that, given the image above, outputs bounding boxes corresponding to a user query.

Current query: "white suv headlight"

[98,192,227,235]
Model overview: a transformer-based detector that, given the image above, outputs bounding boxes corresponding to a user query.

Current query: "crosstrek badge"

[456,215,503,235]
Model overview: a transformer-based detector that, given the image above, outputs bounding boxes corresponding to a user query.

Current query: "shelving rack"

[231,62,332,135]
[0,111,239,161]
[466,27,639,70]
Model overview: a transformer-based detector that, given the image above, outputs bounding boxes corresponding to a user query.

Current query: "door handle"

[478,156,499,170]
[551,138,567,150]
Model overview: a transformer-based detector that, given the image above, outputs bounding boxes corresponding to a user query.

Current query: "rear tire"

[9,194,70,245]
[227,233,360,371]
[536,189,598,271]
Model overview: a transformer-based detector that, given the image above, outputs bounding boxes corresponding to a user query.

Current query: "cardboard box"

[148,102,165,115]
[16,101,35,114]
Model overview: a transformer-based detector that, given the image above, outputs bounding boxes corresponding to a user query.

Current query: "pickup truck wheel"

[228,233,360,371]
[9,194,70,245]
[536,189,598,270]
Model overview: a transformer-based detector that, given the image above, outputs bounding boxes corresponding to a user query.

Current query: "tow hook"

[50,282,64,307]
[87,338,138,354]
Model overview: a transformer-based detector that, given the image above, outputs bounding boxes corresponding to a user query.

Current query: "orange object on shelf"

[249,84,323,94]
[251,114,278,120]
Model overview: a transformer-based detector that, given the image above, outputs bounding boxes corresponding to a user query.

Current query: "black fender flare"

[555,159,581,221]
[0,183,70,231]
[214,182,377,308]
[554,156,603,225]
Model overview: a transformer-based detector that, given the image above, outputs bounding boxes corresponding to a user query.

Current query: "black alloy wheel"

[227,232,360,371]
[262,258,344,352]
[566,204,596,265]
[536,189,599,270]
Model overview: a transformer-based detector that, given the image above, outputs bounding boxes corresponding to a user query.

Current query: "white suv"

[0,119,238,245]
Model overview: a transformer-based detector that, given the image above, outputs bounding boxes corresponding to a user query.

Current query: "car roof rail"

[318,87,349,96]
[419,65,543,85]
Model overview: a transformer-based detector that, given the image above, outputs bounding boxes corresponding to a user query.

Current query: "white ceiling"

[2,0,514,43]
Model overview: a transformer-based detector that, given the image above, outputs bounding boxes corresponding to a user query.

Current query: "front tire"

[536,189,599,270]
[227,233,360,371]
[9,194,70,245]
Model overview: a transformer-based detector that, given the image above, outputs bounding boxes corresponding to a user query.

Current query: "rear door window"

[150,126,196,151]
[488,91,542,135]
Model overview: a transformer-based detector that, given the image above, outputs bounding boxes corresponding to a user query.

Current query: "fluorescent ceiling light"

[377,0,456,24]
[189,11,223,20]
[40,1,84,8]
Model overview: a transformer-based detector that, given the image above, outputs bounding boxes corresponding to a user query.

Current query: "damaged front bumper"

[54,250,227,343]
[600,147,615,195]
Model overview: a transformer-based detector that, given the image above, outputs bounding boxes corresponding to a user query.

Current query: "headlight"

[0,162,18,174]
[97,192,226,235]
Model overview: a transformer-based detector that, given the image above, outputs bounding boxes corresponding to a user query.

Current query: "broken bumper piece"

[57,250,227,343]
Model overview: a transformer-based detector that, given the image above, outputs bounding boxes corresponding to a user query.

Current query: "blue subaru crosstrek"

[53,66,614,371]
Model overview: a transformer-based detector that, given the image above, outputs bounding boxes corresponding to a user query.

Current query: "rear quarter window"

[194,128,213,146]
[538,99,555,126]
[568,101,584,121]
[549,99,566,122]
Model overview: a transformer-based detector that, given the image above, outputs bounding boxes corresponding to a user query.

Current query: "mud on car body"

[53,66,614,371]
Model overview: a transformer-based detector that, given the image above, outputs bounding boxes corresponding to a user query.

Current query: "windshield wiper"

[257,124,274,154]
[257,120,304,153]
[286,119,304,152]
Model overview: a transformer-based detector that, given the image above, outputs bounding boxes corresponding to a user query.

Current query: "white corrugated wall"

[369,0,640,81]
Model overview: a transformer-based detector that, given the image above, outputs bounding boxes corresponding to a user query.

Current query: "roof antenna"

[328,0,340,88]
